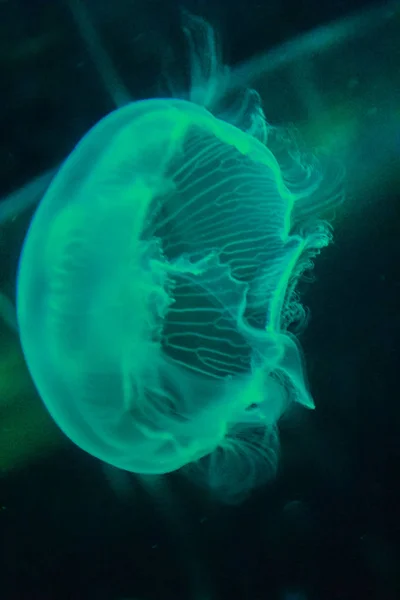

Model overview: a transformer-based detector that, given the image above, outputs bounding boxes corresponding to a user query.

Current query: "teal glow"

[16,15,343,503]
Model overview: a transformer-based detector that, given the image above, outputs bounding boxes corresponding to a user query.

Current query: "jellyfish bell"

[16,14,344,503]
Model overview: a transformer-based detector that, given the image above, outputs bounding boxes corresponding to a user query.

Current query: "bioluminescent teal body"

[16,16,343,503]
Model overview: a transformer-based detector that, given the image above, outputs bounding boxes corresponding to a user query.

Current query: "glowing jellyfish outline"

[16,14,344,503]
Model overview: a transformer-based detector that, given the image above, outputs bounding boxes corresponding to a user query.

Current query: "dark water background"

[1,1,399,599]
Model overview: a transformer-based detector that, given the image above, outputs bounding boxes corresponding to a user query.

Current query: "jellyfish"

[16,13,344,503]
